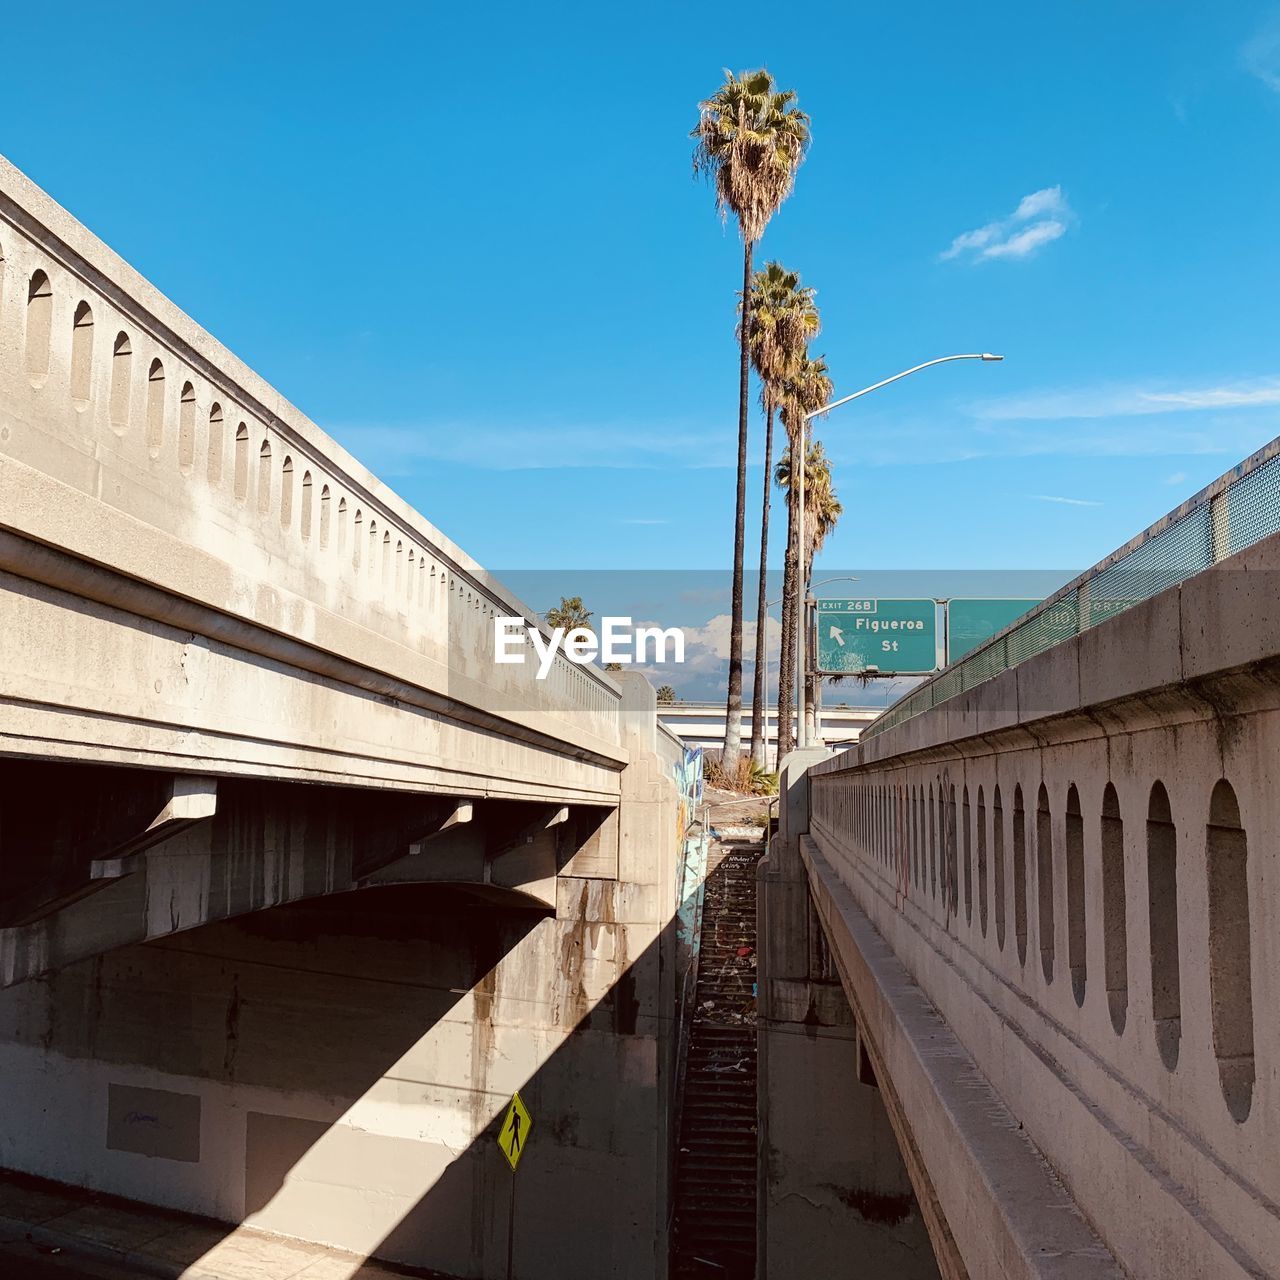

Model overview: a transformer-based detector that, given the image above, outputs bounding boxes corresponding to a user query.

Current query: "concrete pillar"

[757,750,939,1279]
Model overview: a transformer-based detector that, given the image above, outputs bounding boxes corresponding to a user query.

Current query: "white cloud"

[982,220,1068,259]
[940,186,1074,262]
[1243,17,1280,91]
[1166,471,1188,486]
[1031,494,1102,507]
[329,422,730,473]
[820,402,1278,469]
[970,378,1280,422]
[1015,188,1068,219]
[675,613,782,666]
[630,611,783,699]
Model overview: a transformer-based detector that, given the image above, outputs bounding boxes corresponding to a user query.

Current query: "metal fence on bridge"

[866,433,1280,738]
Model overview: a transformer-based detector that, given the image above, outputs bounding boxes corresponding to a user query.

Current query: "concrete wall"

[0,151,623,799]
[0,679,682,1278]
[758,748,939,1279]
[803,531,1280,1277]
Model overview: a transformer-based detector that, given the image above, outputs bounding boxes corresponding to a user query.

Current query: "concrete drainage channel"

[670,837,762,1279]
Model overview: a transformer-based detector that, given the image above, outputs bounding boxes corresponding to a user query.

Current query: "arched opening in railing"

[207,404,224,485]
[71,300,93,406]
[301,473,313,540]
[1101,783,1127,1034]
[946,784,958,917]
[1206,780,1253,1122]
[321,488,334,550]
[110,332,132,432]
[257,439,272,515]
[1066,785,1086,1007]
[992,784,1006,951]
[928,782,937,900]
[146,359,165,457]
[1013,784,1028,966]
[910,785,919,890]
[962,785,973,926]
[1037,783,1055,984]
[1147,781,1181,1071]
[178,383,196,473]
[234,425,250,502]
[977,786,988,938]
[25,269,52,385]
[280,456,294,529]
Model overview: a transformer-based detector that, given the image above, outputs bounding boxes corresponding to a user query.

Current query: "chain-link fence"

[865,435,1280,739]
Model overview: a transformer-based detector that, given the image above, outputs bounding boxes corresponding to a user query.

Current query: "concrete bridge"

[762,439,1280,1278]
[658,701,880,765]
[7,145,1279,1280]
[0,156,697,1278]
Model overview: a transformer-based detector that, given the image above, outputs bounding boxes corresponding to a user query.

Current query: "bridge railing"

[867,432,1280,737]
[803,512,1280,1276]
[0,156,622,757]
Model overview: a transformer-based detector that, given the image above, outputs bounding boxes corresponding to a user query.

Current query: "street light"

[793,353,1003,748]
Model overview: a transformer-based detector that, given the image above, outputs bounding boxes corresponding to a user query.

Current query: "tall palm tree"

[796,441,842,742]
[774,355,833,756]
[742,262,819,766]
[545,596,593,632]
[777,436,842,744]
[692,70,810,763]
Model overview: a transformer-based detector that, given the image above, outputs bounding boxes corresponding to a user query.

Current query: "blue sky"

[6,3,1280,589]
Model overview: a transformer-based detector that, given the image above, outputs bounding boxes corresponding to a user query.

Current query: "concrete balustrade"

[794,530,1280,1276]
[0,155,699,1278]
[0,154,620,781]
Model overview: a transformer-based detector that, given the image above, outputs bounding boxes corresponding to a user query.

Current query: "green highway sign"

[946,599,1043,663]
[816,599,938,675]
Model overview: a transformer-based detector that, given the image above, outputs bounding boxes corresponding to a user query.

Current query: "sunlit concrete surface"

[780,529,1280,1277]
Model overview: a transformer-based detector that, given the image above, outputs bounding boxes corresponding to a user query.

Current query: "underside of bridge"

[0,720,682,1279]
[0,755,621,979]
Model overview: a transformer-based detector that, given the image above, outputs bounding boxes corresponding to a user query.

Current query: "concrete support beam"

[0,761,622,985]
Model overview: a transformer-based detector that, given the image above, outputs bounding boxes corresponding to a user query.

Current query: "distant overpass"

[658,700,880,763]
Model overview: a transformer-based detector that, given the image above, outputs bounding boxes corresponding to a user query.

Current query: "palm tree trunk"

[776,434,798,758]
[722,240,753,764]
[804,542,818,745]
[749,402,775,769]
[802,540,815,745]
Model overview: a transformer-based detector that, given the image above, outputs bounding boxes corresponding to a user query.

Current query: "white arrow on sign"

[829,625,846,647]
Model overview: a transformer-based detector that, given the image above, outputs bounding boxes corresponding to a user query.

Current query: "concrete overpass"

[0,155,695,1278]
[658,701,880,765]
[761,437,1280,1277]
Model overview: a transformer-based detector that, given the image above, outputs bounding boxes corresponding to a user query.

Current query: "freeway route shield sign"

[816,599,938,675]
[497,1091,532,1172]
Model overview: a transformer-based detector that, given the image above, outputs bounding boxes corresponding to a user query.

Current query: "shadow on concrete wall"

[5,872,677,1279]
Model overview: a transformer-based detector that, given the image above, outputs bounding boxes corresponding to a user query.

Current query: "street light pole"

[762,576,857,766]
[793,353,1003,749]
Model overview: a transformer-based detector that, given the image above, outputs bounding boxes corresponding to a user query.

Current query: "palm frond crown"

[741,261,820,412]
[691,70,811,244]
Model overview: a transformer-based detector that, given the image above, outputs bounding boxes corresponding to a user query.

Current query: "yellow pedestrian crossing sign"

[497,1091,532,1172]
